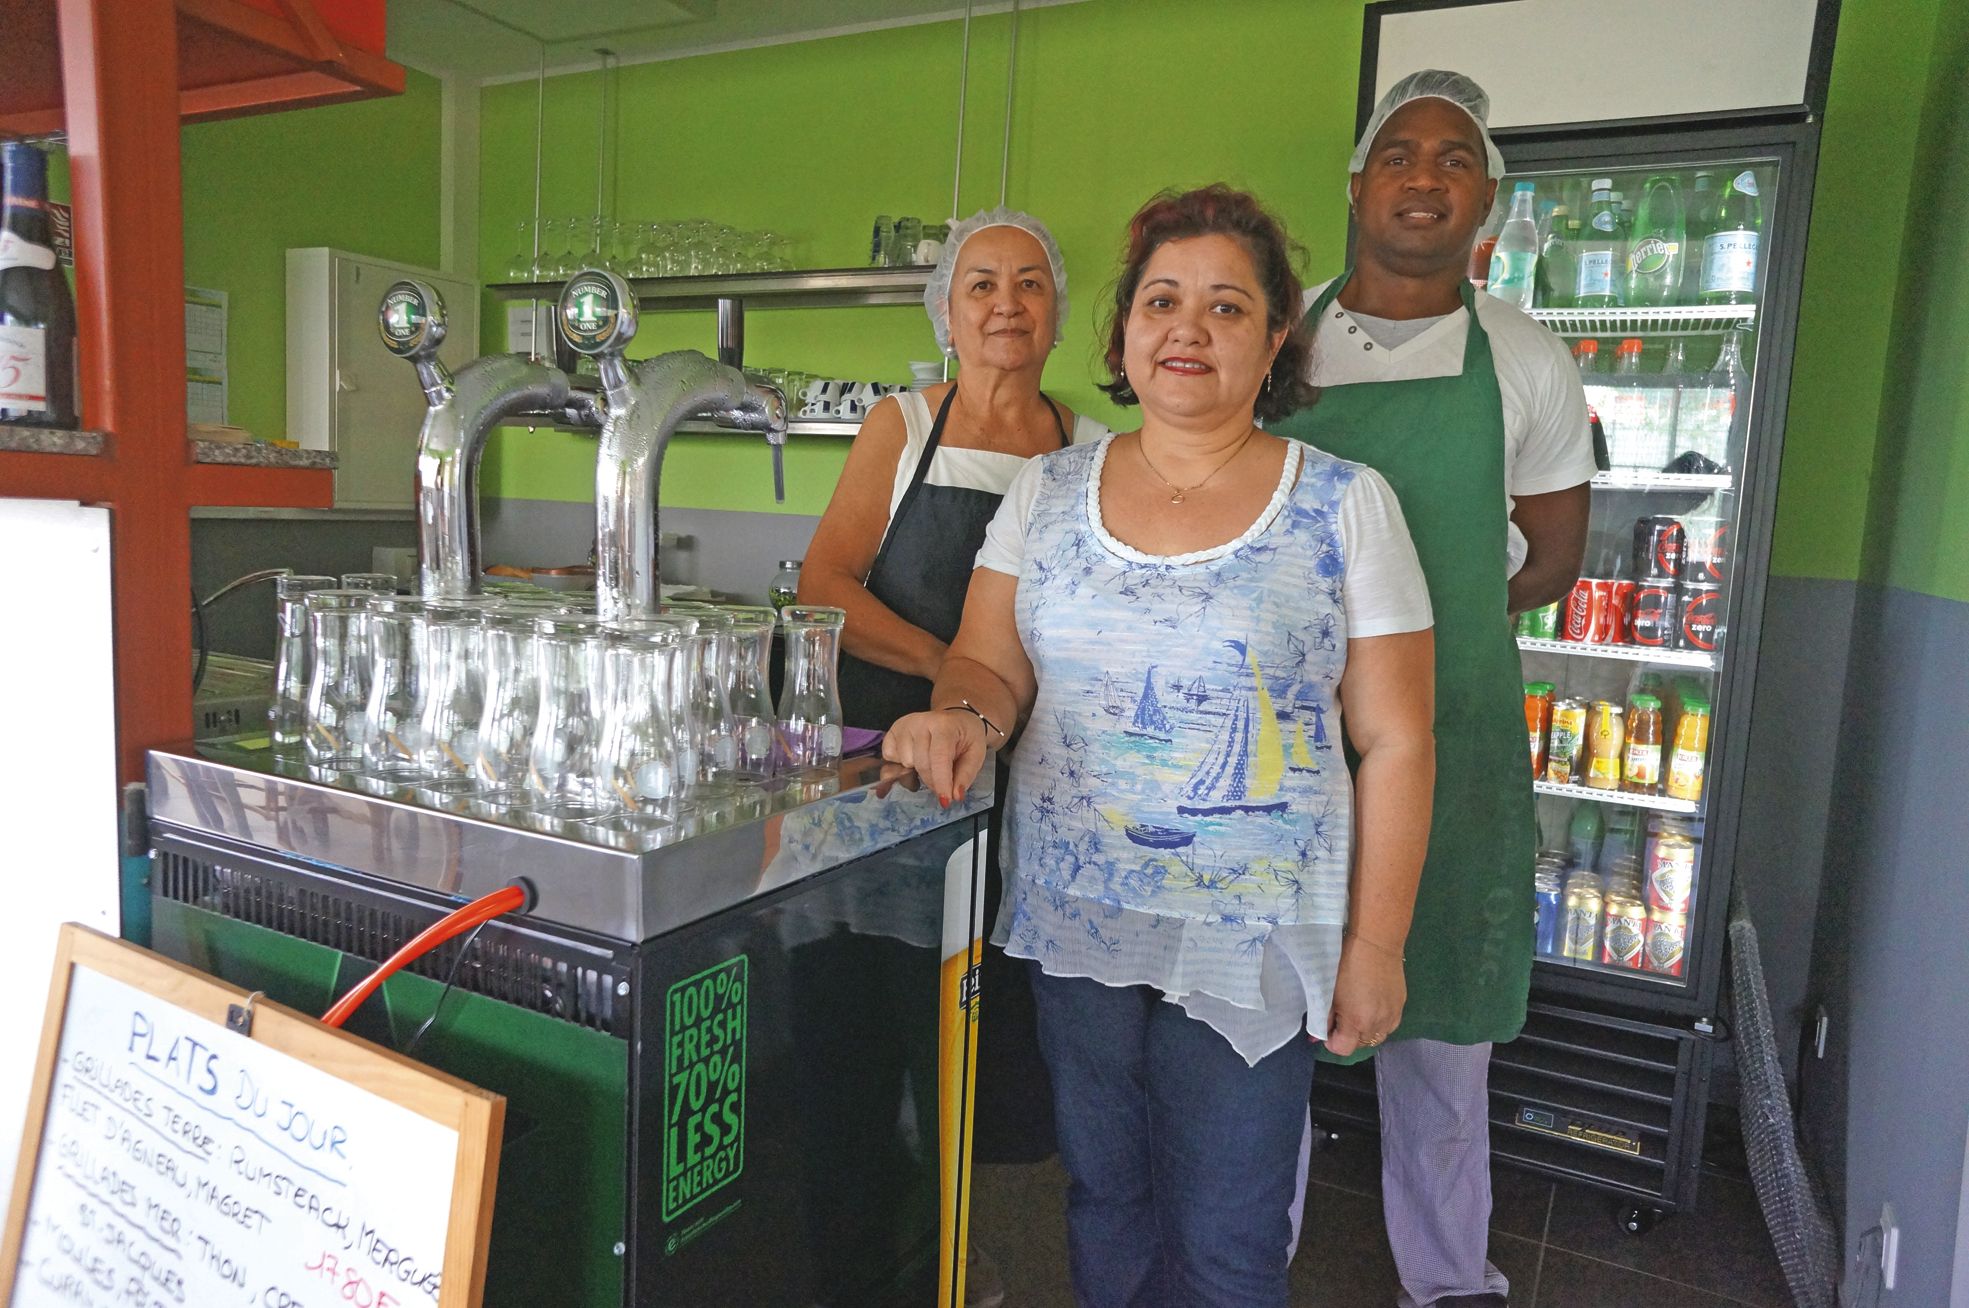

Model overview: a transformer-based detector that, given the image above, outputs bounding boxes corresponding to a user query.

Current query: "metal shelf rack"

[1517,637,1717,670]
[1533,779,1700,816]
[1528,304,1756,336]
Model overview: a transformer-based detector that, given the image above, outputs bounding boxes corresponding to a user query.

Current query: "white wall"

[0,499,121,1224]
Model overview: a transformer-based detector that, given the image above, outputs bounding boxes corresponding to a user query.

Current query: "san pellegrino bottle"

[1574,179,1620,309]
[1702,169,1763,304]
[1486,182,1541,310]
[0,141,78,428]
[1679,171,1718,305]
[1535,208,1576,308]
[1622,175,1686,308]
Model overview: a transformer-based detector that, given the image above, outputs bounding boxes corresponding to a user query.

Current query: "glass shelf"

[1517,637,1716,669]
[1528,304,1756,336]
[1533,779,1700,815]
[1592,470,1734,492]
[487,265,934,310]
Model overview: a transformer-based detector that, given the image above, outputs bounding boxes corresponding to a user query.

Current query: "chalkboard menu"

[1,925,504,1308]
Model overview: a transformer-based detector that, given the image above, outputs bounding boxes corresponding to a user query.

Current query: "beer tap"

[379,280,596,600]
[556,269,789,621]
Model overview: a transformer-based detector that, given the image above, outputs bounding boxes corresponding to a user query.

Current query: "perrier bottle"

[1621,175,1685,308]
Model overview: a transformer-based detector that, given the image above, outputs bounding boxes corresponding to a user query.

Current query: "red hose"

[320,884,529,1029]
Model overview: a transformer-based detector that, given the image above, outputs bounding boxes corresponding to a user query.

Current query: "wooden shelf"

[0,0,402,136]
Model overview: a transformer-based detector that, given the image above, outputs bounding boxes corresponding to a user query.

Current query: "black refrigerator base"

[1307,1001,1716,1219]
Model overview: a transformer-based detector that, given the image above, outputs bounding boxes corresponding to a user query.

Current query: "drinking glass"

[721,606,779,781]
[527,615,613,821]
[679,610,738,796]
[410,600,488,791]
[356,595,428,783]
[595,618,688,832]
[777,605,845,773]
[269,575,337,757]
[471,608,550,809]
[506,220,535,282]
[340,572,398,593]
[302,590,373,770]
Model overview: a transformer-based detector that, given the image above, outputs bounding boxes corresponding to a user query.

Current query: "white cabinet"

[286,248,478,510]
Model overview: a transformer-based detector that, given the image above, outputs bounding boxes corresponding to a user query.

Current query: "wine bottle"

[0,141,79,429]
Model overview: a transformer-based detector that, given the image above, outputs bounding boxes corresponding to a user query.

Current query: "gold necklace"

[1136,428,1256,505]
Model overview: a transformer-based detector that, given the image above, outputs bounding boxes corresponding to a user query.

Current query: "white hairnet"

[924,207,1069,358]
[1349,69,1506,183]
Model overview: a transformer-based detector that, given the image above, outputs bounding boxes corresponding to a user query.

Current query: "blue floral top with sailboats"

[995,436,1420,1064]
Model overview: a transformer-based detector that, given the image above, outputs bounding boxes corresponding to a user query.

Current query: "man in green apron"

[1272,70,1595,1307]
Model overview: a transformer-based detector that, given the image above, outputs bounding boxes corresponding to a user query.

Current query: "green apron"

[1271,275,1534,1052]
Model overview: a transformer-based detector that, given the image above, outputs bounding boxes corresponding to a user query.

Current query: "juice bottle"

[1622,694,1664,795]
[1585,701,1625,790]
[1666,699,1711,802]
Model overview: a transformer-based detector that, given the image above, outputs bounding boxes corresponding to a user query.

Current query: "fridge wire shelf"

[1518,637,1716,669]
[1533,778,1700,814]
[1529,304,1756,336]
[1591,470,1735,492]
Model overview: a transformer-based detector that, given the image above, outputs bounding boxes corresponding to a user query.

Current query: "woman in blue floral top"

[884,186,1438,1308]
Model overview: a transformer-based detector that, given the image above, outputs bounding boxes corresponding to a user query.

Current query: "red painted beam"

[60,0,195,783]
[0,450,115,503]
[183,462,334,508]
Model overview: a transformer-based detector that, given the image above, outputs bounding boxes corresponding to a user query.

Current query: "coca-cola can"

[1633,516,1685,581]
[1678,581,1723,651]
[1561,578,1596,642]
[1682,517,1729,584]
[1608,580,1636,645]
[1585,579,1619,644]
[1630,580,1679,647]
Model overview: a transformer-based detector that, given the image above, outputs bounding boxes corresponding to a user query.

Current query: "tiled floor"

[967,1127,1795,1307]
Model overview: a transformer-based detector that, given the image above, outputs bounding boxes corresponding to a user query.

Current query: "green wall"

[1853,0,1969,605]
[1770,0,1948,583]
[475,0,1364,516]
[179,68,445,443]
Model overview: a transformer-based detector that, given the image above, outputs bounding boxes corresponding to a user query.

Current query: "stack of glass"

[272,587,850,840]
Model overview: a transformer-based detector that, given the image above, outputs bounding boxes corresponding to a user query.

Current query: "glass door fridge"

[1494,126,1815,1035]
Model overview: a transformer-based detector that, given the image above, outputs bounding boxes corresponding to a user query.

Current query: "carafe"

[527,615,612,821]
[682,610,738,796]
[596,618,688,832]
[722,606,779,781]
[302,590,372,770]
[411,599,490,792]
[777,605,846,773]
[473,608,548,808]
[356,595,429,783]
[269,574,336,756]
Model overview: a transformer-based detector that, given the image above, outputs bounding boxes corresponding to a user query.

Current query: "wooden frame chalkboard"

[0,924,505,1308]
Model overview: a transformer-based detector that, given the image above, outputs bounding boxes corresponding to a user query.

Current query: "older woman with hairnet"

[800,208,1105,1308]
[802,208,1106,731]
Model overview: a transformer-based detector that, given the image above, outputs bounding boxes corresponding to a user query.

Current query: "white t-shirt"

[1301,279,1598,575]
[977,436,1433,639]
[880,389,1108,549]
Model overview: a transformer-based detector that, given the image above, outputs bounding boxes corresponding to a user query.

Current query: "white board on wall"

[1371,0,1821,129]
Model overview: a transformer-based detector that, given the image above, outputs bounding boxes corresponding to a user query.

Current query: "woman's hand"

[1324,935,1406,1057]
[882,709,989,807]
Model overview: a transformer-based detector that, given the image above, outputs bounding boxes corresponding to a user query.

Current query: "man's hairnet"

[924,208,1069,358]
[1349,69,1507,183]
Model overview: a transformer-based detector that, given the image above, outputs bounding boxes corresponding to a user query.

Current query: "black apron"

[839,385,1068,1164]
[839,386,1068,730]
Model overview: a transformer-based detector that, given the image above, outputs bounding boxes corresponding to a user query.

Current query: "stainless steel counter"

[146,741,989,945]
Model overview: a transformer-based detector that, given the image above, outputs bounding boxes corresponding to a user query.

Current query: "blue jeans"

[1028,964,1319,1308]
